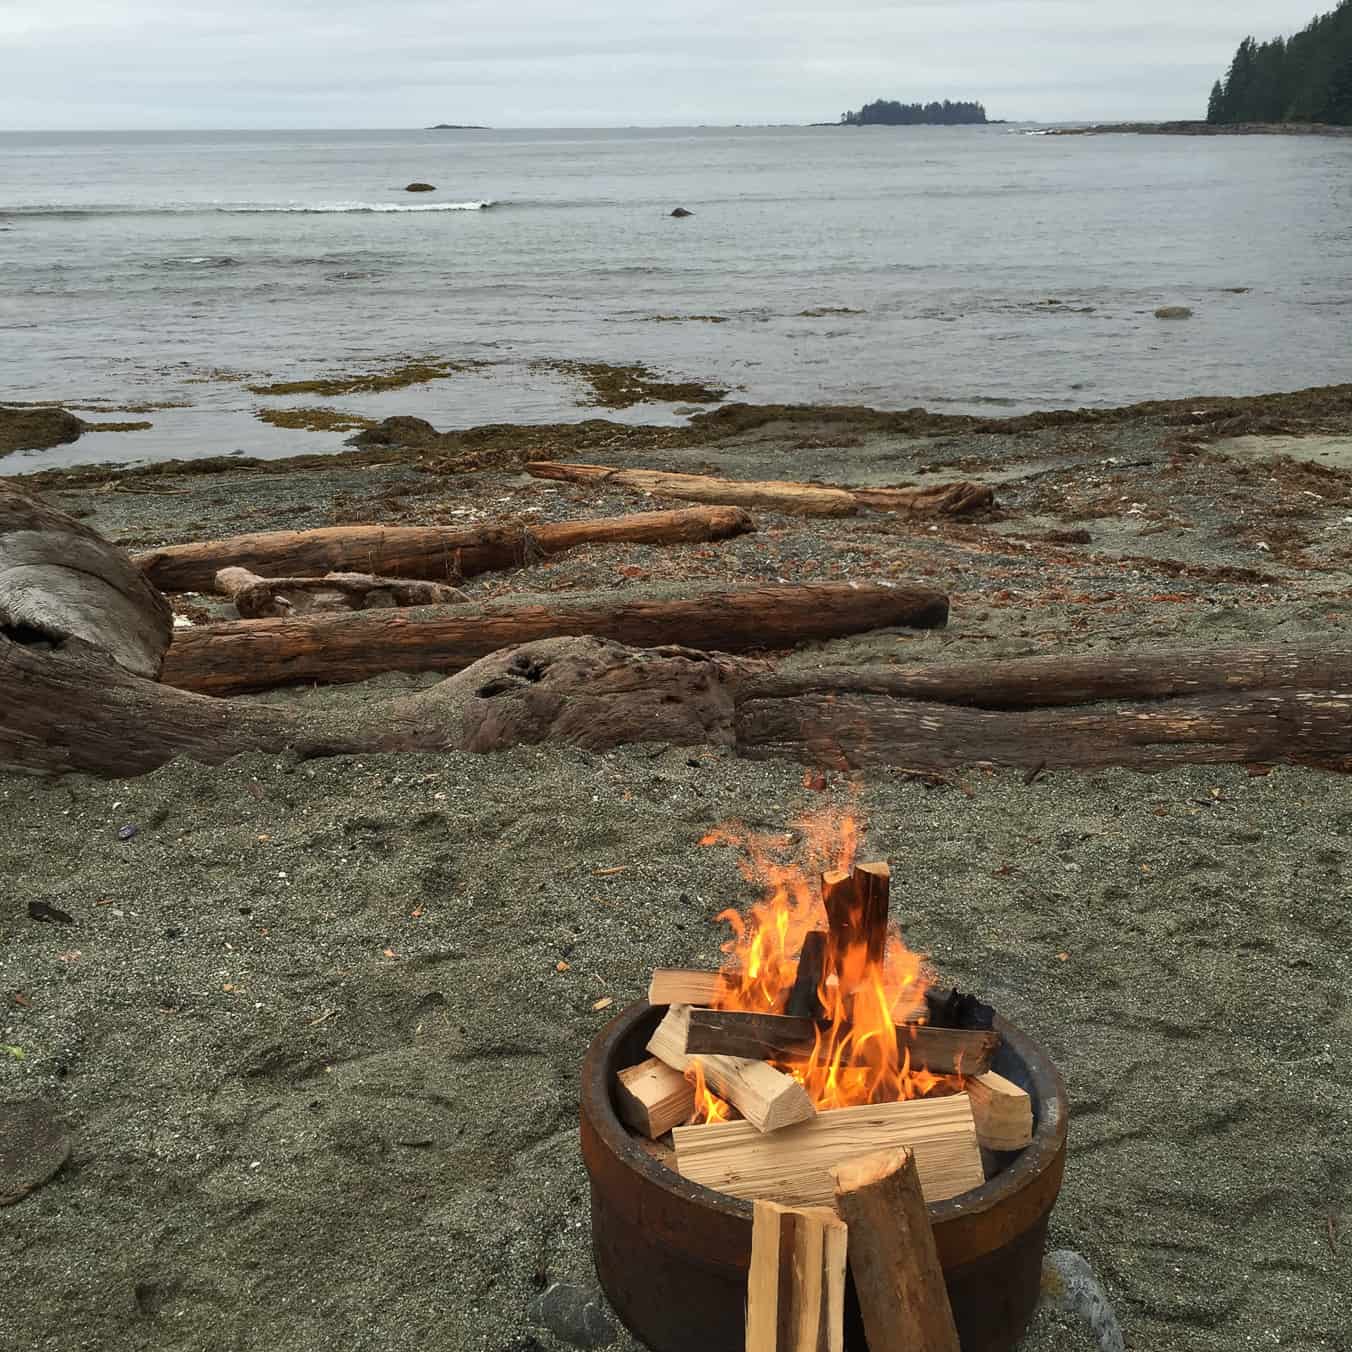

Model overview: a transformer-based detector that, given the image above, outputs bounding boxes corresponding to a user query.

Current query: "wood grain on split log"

[746,1201,847,1352]
[647,1004,815,1134]
[615,1056,696,1139]
[831,1148,961,1352]
[684,1010,817,1061]
[161,583,950,696]
[215,566,468,618]
[135,504,757,592]
[966,1071,1033,1150]
[672,1095,984,1208]
[647,969,737,1007]
[899,1026,1001,1077]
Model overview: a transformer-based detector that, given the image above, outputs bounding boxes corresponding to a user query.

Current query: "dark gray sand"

[4,395,1352,1351]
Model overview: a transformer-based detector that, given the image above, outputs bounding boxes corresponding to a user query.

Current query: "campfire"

[609,806,1039,1352]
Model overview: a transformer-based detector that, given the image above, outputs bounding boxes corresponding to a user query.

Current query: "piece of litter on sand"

[592,997,614,1012]
[117,824,138,841]
[27,901,75,925]
[1042,1250,1125,1352]
[594,867,629,877]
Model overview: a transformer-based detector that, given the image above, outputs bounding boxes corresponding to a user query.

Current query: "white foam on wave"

[221,200,495,214]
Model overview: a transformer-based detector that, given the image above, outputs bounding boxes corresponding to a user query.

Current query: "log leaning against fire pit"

[746,1200,848,1352]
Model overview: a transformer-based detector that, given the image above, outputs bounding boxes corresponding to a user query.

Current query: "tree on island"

[840,99,988,126]
[1207,0,1352,125]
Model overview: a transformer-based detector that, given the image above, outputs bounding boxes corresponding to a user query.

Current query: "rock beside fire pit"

[530,1282,617,1349]
[1042,1251,1125,1352]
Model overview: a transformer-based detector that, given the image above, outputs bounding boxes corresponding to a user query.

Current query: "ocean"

[2,125,1351,471]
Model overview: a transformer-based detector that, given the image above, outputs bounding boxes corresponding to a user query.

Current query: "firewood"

[899,1026,1001,1076]
[647,1005,815,1134]
[615,1056,696,1138]
[784,932,828,1020]
[823,863,888,1001]
[684,1010,817,1061]
[746,1201,847,1352]
[966,1071,1033,1150]
[135,504,757,592]
[161,583,951,696]
[672,1094,984,1207]
[831,1148,961,1352]
[215,566,468,618]
[647,968,735,1007]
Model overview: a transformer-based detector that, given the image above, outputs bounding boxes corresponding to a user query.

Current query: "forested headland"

[840,99,988,126]
[1207,0,1352,125]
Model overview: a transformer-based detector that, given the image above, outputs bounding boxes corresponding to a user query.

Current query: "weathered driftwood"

[135,504,757,592]
[160,583,951,696]
[216,566,468,618]
[525,462,994,518]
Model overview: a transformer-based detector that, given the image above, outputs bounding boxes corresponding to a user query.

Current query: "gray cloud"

[0,1,1300,128]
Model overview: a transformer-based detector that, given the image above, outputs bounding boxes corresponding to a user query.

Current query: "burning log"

[162,583,951,696]
[966,1071,1033,1151]
[672,1095,984,1208]
[899,1026,1001,1077]
[648,1005,816,1134]
[215,566,467,618]
[746,1200,848,1352]
[134,504,757,592]
[831,1148,961,1352]
[823,862,889,981]
[646,969,735,1006]
[784,932,828,1021]
[924,988,996,1031]
[684,1010,817,1061]
[615,1056,697,1139]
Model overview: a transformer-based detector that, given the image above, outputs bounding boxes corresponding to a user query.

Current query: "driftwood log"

[134,504,756,592]
[161,583,951,696]
[525,462,993,518]
[9,485,1352,780]
[215,567,468,618]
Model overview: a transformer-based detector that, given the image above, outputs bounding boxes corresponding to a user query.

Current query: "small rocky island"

[426,123,490,130]
[838,99,988,125]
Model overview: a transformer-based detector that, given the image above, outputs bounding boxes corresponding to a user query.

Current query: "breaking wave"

[2,200,497,219]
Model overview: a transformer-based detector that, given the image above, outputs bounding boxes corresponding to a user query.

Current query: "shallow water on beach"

[2,125,1351,468]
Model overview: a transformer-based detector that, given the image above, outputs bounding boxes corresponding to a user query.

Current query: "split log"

[684,1010,817,1061]
[215,566,467,618]
[831,1148,961,1352]
[966,1071,1033,1151]
[647,969,736,1007]
[135,504,757,592]
[899,1026,1001,1077]
[615,1056,696,1139]
[784,933,828,1021]
[672,1095,984,1207]
[526,462,995,519]
[647,1004,815,1134]
[161,583,950,696]
[824,863,889,992]
[526,462,859,516]
[746,1200,847,1352]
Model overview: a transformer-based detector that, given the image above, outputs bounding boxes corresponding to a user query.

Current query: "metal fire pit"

[581,1002,1067,1352]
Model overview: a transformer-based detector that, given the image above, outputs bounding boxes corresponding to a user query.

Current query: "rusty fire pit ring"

[581,1000,1067,1352]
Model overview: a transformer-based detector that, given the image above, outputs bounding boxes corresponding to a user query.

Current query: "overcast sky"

[0,1,1317,129]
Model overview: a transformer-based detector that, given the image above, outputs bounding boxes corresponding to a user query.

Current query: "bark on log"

[135,504,757,592]
[525,462,995,518]
[215,566,468,618]
[161,583,951,697]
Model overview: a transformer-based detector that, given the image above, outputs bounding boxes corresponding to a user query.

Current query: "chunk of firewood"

[831,1148,961,1352]
[684,1010,817,1061]
[672,1094,983,1207]
[215,566,468,618]
[615,1056,696,1139]
[853,861,890,970]
[966,1071,1033,1150]
[898,1025,1001,1076]
[647,1004,815,1134]
[746,1200,847,1352]
[136,504,757,592]
[647,968,735,1007]
[162,582,951,697]
[784,932,828,1020]
[823,863,889,1001]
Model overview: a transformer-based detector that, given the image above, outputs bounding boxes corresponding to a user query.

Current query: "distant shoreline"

[1050,120,1352,138]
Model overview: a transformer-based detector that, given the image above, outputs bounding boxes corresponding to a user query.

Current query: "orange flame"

[694,802,951,1120]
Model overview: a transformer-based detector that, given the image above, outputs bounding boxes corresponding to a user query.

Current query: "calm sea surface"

[2,126,1351,470]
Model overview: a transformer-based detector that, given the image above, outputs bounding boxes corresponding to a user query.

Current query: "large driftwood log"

[525,462,993,518]
[215,566,468,618]
[161,583,951,696]
[135,504,756,592]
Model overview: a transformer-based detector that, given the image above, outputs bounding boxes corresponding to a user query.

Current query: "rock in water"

[1154,305,1193,319]
[670,207,693,218]
[348,415,440,448]
[529,1283,616,1349]
[405,182,437,192]
[0,406,85,455]
[1042,1250,1126,1352]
